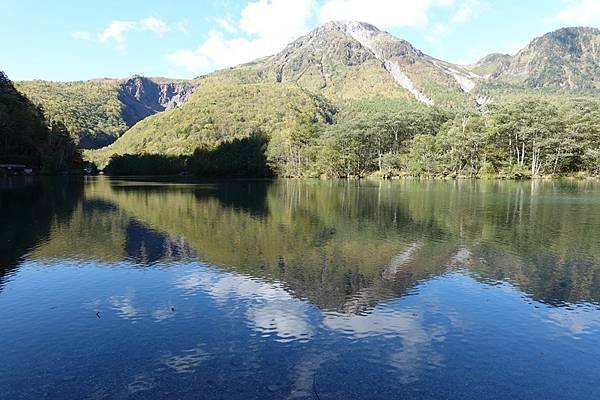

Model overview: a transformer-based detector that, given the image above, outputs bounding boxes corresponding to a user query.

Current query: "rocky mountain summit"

[258,21,477,106]
[259,22,600,104]
[478,27,600,90]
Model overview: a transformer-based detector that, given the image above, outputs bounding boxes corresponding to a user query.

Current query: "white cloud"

[452,0,482,23]
[546,307,600,336]
[323,305,448,384]
[318,0,455,29]
[239,0,314,36]
[547,0,600,26]
[175,268,314,342]
[166,32,262,71]
[97,20,138,48]
[138,16,169,34]
[95,17,170,50]
[167,0,315,73]
[108,295,140,320]
[162,345,210,374]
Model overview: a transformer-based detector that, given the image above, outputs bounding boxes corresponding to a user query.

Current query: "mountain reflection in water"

[1,177,600,400]
[13,177,600,309]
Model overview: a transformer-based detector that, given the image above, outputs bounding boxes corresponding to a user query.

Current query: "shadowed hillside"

[1,71,80,172]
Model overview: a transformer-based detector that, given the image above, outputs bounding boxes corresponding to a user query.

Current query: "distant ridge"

[478,27,600,90]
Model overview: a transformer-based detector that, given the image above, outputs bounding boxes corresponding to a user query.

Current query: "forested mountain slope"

[89,74,336,169]
[0,71,80,172]
[16,76,195,149]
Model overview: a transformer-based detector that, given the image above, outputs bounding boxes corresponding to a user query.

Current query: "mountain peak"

[496,25,600,90]
[299,20,419,61]
[524,26,600,52]
[318,20,382,33]
[545,26,600,37]
[258,19,477,105]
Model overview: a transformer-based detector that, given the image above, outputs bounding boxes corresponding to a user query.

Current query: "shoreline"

[3,173,599,182]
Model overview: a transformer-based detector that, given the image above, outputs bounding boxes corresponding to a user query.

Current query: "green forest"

[96,93,600,179]
[16,79,127,149]
[0,72,81,173]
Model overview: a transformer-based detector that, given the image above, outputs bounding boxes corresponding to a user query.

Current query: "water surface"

[1,177,600,399]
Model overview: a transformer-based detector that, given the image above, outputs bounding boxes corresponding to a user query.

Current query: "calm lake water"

[1,177,600,399]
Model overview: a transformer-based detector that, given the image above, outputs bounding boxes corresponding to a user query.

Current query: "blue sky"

[2,0,600,81]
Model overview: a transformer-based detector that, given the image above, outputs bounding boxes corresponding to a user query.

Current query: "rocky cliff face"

[483,27,600,90]
[118,76,195,127]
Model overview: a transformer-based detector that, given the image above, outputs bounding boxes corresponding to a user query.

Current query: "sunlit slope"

[88,75,336,168]
[16,77,195,149]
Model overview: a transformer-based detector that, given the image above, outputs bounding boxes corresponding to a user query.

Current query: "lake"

[1,177,600,399]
